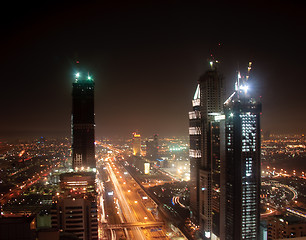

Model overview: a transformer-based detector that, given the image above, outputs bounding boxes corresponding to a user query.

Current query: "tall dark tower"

[146,134,159,161]
[221,64,261,240]
[72,71,95,170]
[189,83,201,220]
[50,68,98,240]
[189,60,225,239]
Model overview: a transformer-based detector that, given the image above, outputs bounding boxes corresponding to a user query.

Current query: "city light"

[1,27,303,240]
[240,84,249,94]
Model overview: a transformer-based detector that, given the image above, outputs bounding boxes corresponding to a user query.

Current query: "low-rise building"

[267,214,306,239]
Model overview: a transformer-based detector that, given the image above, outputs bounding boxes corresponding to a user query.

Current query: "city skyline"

[1,2,306,238]
[1,1,306,139]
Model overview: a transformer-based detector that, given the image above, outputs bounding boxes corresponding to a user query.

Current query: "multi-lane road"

[97,155,168,239]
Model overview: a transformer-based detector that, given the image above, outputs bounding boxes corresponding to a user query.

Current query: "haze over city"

[1,1,305,138]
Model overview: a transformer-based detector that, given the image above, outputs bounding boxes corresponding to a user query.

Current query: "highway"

[106,158,146,240]
[98,155,168,239]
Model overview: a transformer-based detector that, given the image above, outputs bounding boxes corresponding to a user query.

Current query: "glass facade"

[189,84,202,219]
[223,96,261,240]
[189,65,224,239]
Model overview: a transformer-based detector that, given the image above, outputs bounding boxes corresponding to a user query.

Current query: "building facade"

[51,198,98,240]
[189,83,202,221]
[189,62,224,239]
[72,72,95,169]
[222,73,261,240]
[146,134,159,161]
[51,172,98,240]
[132,132,141,156]
[267,214,306,239]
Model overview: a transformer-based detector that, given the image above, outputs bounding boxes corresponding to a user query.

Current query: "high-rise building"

[71,71,95,170]
[189,61,224,239]
[51,68,98,240]
[221,66,261,240]
[189,83,202,220]
[146,134,159,160]
[51,172,98,240]
[132,132,141,156]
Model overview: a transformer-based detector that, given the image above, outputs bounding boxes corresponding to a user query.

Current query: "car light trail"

[106,159,146,240]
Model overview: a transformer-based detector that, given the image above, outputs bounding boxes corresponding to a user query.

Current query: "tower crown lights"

[225,62,253,105]
[75,71,94,82]
[208,59,219,70]
[237,62,252,94]
[235,71,249,95]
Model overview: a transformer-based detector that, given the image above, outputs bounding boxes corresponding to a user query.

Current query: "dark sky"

[1,1,305,139]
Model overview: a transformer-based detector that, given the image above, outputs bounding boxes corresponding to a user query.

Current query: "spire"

[225,61,253,105]
[75,60,80,82]
[246,61,252,81]
[192,84,201,107]
[235,62,252,95]
[193,84,200,100]
[235,71,241,91]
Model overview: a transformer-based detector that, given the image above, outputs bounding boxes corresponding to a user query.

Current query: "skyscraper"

[221,65,261,239]
[189,83,202,220]
[132,132,141,156]
[51,69,98,240]
[72,71,95,170]
[146,134,159,161]
[189,61,224,239]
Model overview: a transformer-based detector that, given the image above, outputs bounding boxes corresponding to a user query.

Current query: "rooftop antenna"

[235,62,241,91]
[208,42,222,70]
[246,61,252,81]
[75,60,80,81]
[208,55,220,70]
[88,72,91,80]
[237,62,252,96]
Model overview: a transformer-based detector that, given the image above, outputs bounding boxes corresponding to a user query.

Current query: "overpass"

[103,221,164,230]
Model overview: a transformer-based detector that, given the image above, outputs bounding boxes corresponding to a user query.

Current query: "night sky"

[1,1,305,139]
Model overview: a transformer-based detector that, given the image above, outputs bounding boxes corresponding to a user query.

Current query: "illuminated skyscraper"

[189,61,224,239]
[132,132,141,156]
[189,83,201,220]
[221,65,261,239]
[72,71,95,170]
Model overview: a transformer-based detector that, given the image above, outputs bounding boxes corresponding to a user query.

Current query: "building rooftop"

[273,214,306,225]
